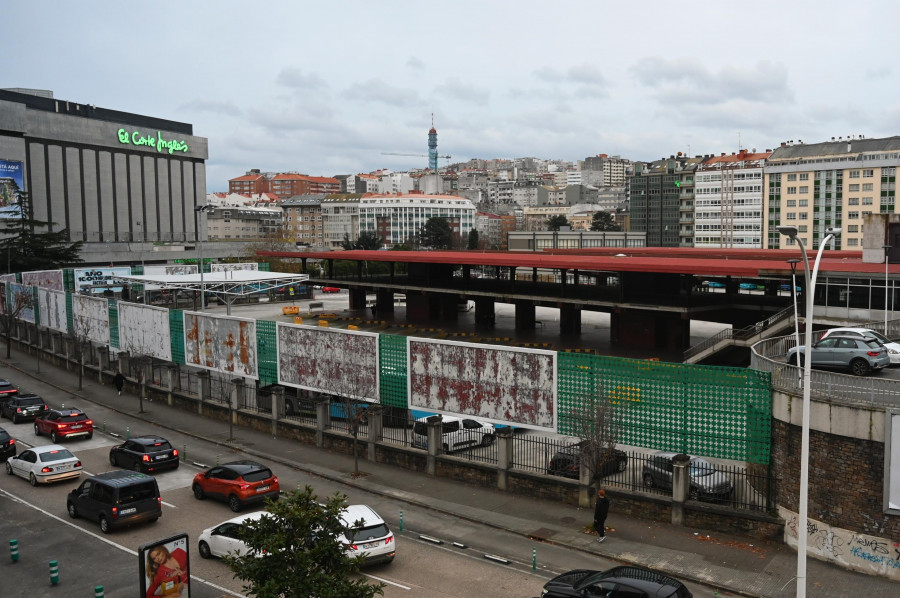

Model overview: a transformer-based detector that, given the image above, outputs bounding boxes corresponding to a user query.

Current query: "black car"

[548,442,628,480]
[541,566,693,598]
[0,426,16,461]
[0,393,49,423]
[0,378,17,399]
[109,436,180,473]
[67,471,162,534]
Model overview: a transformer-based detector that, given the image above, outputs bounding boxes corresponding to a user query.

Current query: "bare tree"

[70,303,95,392]
[0,282,35,359]
[569,395,630,483]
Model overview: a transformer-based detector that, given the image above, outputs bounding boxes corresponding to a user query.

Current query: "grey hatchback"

[786,334,890,376]
[641,452,733,502]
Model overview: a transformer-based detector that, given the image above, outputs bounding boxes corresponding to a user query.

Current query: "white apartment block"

[358,193,476,246]
[566,170,582,186]
[764,136,900,250]
[321,197,360,248]
[512,183,539,207]
[487,180,515,205]
[694,150,770,248]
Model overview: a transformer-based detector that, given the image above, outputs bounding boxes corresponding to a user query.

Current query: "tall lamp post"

[777,225,841,598]
[194,205,210,311]
[786,258,802,387]
[884,245,892,334]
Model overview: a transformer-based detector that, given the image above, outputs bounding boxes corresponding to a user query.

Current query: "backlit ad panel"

[183,311,257,378]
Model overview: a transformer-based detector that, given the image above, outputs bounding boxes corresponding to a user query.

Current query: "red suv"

[34,408,94,443]
[192,460,280,512]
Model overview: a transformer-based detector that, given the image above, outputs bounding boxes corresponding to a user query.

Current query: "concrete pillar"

[349,288,367,310]
[316,399,330,448]
[474,297,496,330]
[271,386,285,435]
[118,351,131,376]
[165,366,176,406]
[98,347,109,383]
[197,370,211,415]
[671,453,691,526]
[439,294,459,322]
[560,304,582,335]
[426,414,443,476]
[579,451,593,508]
[496,427,513,491]
[367,407,383,462]
[375,288,395,314]
[514,300,536,331]
[231,378,246,424]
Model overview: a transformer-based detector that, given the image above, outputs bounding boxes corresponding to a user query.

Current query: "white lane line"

[80,469,177,508]
[0,487,238,597]
[364,572,411,590]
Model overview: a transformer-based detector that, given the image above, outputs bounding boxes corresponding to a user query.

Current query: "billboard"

[118,302,173,362]
[408,338,557,432]
[212,262,258,272]
[38,288,67,332]
[73,267,132,293]
[4,283,35,323]
[0,159,24,207]
[887,410,900,514]
[72,294,110,344]
[184,311,257,378]
[143,264,199,290]
[277,323,379,400]
[22,269,64,291]
[139,533,191,598]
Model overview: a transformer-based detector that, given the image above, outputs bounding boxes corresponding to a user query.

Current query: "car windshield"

[689,458,716,477]
[862,339,883,350]
[40,449,75,462]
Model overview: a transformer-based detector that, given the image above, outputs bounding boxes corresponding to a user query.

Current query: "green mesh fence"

[257,262,271,272]
[379,333,408,408]
[63,269,75,293]
[108,300,119,348]
[557,353,772,464]
[65,291,73,335]
[256,319,278,386]
[169,310,185,365]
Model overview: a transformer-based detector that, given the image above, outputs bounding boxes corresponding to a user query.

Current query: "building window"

[799,199,808,207]
[847,238,859,246]
[863,197,874,205]
[863,169,874,178]
[848,211,860,219]
[786,200,797,207]
[863,183,874,191]
[787,212,797,220]
[849,184,860,192]
[799,186,809,194]
[787,174,797,181]
[848,197,859,205]
[787,187,797,194]
[799,173,809,181]
[849,170,860,178]
[847,225,859,233]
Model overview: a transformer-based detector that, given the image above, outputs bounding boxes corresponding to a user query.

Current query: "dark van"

[67,471,162,533]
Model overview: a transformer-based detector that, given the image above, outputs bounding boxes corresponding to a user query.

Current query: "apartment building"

[358,192,475,247]
[694,149,770,248]
[523,205,570,231]
[581,154,632,187]
[228,172,340,196]
[205,205,282,241]
[764,136,900,250]
[281,195,325,247]
[321,196,360,248]
[628,156,699,248]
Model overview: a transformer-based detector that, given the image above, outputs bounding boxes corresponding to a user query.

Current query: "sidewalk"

[2,346,896,597]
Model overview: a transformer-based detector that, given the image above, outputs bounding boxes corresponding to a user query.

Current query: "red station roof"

[258,247,895,279]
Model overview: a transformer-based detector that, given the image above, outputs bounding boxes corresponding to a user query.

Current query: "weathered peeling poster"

[38,288,67,332]
[118,302,172,362]
[72,294,110,344]
[184,311,257,378]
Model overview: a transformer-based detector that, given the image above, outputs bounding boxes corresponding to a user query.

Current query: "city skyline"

[5,1,900,193]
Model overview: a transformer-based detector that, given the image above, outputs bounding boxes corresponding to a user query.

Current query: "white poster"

[118,301,172,362]
[38,288,67,332]
[72,294,110,344]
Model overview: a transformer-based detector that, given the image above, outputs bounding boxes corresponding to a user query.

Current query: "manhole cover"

[559,516,576,525]
[529,527,557,541]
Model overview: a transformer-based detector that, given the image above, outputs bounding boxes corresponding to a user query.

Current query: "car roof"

[209,510,269,529]
[221,460,269,473]
[88,470,156,485]
[32,444,74,455]
[51,408,85,416]
[129,435,170,444]
[340,504,384,527]
[590,566,688,593]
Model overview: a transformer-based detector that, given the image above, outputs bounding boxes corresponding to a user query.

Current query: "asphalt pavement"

[2,341,897,598]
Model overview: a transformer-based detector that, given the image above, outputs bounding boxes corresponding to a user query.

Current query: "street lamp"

[776,224,841,598]
[786,258,802,387]
[884,245,891,334]
[194,205,211,311]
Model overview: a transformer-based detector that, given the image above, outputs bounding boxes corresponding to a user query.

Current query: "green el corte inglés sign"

[117,129,189,155]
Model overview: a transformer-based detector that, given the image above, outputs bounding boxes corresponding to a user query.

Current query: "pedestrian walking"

[594,488,610,542]
[114,372,125,396]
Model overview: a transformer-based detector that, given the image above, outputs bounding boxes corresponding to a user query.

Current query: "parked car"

[0,393,49,423]
[34,408,94,442]
[411,415,496,452]
[541,565,693,597]
[321,286,341,293]
[641,451,733,501]
[109,435,179,473]
[0,378,18,400]
[786,334,890,376]
[0,426,15,461]
[338,504,395,565]
[198,510,268,559]
[5,444,82,486]
[192,460,280,512]
[817,327,900,365]
[67,470,162,533]
[548,442,628,480]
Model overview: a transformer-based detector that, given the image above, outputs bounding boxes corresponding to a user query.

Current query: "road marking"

[364,572,411,590]
[0,487,241,596]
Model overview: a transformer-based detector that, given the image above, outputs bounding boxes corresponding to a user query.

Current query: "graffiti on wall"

[184,311,257,378]
[780,506,900,581]
[118,302,173,362]
[408,338,557,432]
[276,323,378,400]
[38,289,67,332]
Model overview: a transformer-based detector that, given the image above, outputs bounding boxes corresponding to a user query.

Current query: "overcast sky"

[5,1,899,192]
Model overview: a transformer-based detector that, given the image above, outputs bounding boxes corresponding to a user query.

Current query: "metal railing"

[684,305,794,361]
[510,434,571,475]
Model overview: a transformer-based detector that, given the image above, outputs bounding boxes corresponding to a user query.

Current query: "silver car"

[641,452,733,501]
[786,334,890,376]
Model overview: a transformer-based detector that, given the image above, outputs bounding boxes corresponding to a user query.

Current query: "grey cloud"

[343,78,421,107]
[276,67,328,90]
[178,99,242,117]
[434,78,490,106]
[865,66,891,80]
[407,57,425,70]
[534,64,608,88]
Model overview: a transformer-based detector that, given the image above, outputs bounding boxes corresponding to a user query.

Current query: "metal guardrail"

[684,305,794,361]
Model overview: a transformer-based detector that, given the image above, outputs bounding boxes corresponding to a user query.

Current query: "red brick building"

[228,171,340,196]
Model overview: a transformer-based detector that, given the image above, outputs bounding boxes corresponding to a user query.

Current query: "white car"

[412,415,496,452]
[198,510,268,559]
[818,327,900,365]
[338,504,395,565]
[5,444,82,486]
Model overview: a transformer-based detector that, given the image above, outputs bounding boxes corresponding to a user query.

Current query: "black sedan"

[541,566,692,598]
[108,435,180,473]
[0,426,16,461]
[548,442,628,480]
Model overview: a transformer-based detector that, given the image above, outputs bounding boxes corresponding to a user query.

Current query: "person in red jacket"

[146,545,188,597]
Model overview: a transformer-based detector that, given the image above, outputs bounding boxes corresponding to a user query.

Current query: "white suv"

[339,504,395,565]
[411,415,496,452]
[818,327,900,365]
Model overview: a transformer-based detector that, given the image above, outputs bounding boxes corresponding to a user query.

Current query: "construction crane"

[382,152,452,160]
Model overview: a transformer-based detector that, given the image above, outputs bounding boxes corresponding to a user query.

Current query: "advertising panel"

[408,338,557,432]
[72,294,111,344]
[73,267,132,293]
[887,410,900,513]
[277,323,379,400]
[139,533,191,598]
[184,311,257,378]
[5,283,35,323]
[0,159,24,207]
[21,269,64,291]
[143,264,199,290]
[119,302,173,362]
[211,263,258,272]
[38,288,67,332]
